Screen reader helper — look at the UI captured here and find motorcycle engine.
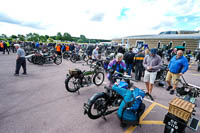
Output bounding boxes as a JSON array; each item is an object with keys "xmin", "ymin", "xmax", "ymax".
[{"xmin": 83, "ymin": 76, "xmax": 92, "ymax": 85}]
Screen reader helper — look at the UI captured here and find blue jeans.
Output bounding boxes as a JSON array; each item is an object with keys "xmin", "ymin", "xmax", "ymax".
[{"xmin": 126, "ymin": 63, "xmax": 133, "ymax": 75}]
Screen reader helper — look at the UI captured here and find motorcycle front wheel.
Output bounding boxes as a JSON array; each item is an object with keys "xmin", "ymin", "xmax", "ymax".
[
  {"xmin": 63, "ymin": 52, "xmax": 70, "ymax": 60},
  {"xmin": 70, "ymin": 55, "xmax": 77, "ymax": 63},
  {"xmin": 37, "ymin": 57, "xmax": 45, "ymax": 65},
  {"xmin": 54, "ymin": 56, "xmax": 62, "ymax": 65},
  {"xmin": 65, "ymin": 76, "xmax": 80, "ymax": 93},
  {"xmin": 27, "ymin": 57, "xmax": 33, "ymax": 63},
  {"xmin": 93, "ymin": 72, "xmax": 104, "ymax": 86},
  {"xmin": 87, "ymin": 94, "xmax": 107, "ymax": 119}
]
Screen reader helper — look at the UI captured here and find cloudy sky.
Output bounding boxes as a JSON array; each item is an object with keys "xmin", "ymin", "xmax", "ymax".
[{"xmin": 0, "ymin": 0, "xmax": 200, "ymax": 39}]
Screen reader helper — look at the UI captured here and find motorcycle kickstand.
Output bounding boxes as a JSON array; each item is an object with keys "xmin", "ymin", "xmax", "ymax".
[
  {"xmin": 76, "ymin": 90, "xmax": 80, "ymax": 95},
  {"xmin": 102, "ymin": 115, "xmax": 107, "ymax": 121}
]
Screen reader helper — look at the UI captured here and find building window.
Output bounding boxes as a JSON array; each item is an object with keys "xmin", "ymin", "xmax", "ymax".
[
  {"xmin": 199, "ymin": 40, "xmax": 200, "ymax": 49},
  {"xmin": 136, "ymin": 40, "xmax": 145, "ymax": 49},
  {"xmin": 157, "ymin": 41, "xmax": 161, "ymax": 48},
  {"xmin": 182, "ymin": 41, "xmax": 186, "ymax": 47},
  {"xmin": 169, "ymin": 41, "xmax": 173, "ymax": 49}
]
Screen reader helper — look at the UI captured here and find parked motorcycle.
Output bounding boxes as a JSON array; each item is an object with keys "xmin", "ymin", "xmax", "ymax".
[
  {"xmin": 83, "ymin": 72, "xmax": 134, "ymax": 120},
  {"xmin": 65, "ymin": 63, "xmax": 105, "ymax": 93},
  {"xmin": 70, "ymin": 51, "xmax": 88, "ymax": 63},
  {"xmin": 155, "ymin": 64, "xmax": 168, "ymax": 87},
  {"xmin": 163, "ymin": 76, "xmax": 200, "ymax": 133},
  {"xmin": 26, "ymin": 49, "xmax": 62, "ymax": 65},
  {"xmin": 63, "ymin": 51, "xmax": 72, "ymax": 60}
]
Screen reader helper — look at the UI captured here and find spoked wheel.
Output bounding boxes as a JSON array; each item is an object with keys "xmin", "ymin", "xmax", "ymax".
[
  {"xmin": 87, "ymin": 59, "xmax": 93, "ymax": 65},
  {"xmin": 87, "ymin": 95, "xmax": 107, "ymax": 119},
  {"xmin": 63, "ymin": 52, "xmax": 70, "ymax": 60},
  {"xmin": 70, "ymin": 55, "xmax": 77, "ymax": 63},
  {"xmin": 83, "ymin": 55, "xmax": 89, "ymax": 62},
  {"xmin": 65, "ymin": 76, "xmax": 80, "ymax": 93},
  {"xmin": 37, "ymin": 57, "xmax": 45, "ymax": 65},
  {"xmin": 54, "ymin": 56, "xmax": 62, "ymax": 65},
  {"xmin": 27, "ymin": 57, "xmax": 33, "ymax": 63},
  {"xmin": 93, "ymin": 72, "xmax": 104, "ymax": 86}
]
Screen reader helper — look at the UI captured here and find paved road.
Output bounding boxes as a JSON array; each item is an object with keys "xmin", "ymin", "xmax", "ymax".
[{"xmin": 0, "ymin": 53, "xmax": 200, "ymax": 133}]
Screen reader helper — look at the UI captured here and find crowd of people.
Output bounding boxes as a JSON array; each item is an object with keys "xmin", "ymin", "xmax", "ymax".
[{"xmin": 1, "ymin": 40, "xmax": 200, "ymax": 101}]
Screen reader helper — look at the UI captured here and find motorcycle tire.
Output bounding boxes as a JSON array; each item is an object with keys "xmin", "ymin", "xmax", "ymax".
[
  {"xmin": 93, "ymin": 72, "xmax": 105, "ymax": 86},
  {"xmin": 32, "ymin": 56, "xmax": 37, "ymax": 64},
  {"xmin": 27, "ymin": 57, "xmax": 33, "ymax": 63},
  {"xmin": 87, "ymin": 94, "xmax": 107, "ymax": 119},
  {"xmin": 65, "ymin": 76, "xmax": 80, "ymax": 93},
  {"xmin": 87, "ymin": 59, "xmax": 93, "ymax": 65},
  {"xmin": 63, "ymin": 52, "xmax": 70, "ymax": 60},
  {"xmin": 70, "ymin": 55, "xmax": 77, "ymax": 63},
  {"xmin": 54, "ymin": 56, "xmax": 62, "ymax": 65},
  {"xmin": 83, "ymin": 55, "xmax": 88, "ymax": 62},
  {"xmin": 37, "ymin": 57, "xmax": 45, "ymax": 65}
]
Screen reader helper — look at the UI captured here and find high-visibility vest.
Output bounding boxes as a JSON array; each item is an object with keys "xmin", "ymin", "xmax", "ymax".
[
  {"xmin": 6, "ymin": 42, "xmax": 10, "ymax": 47},
  {"xmin": 0, "ymin": 43, "xmax": 4, "ymax": 48},
  {"xmin": 65, "ymin": 45, "xmax": 69, "ymax": 51},
  {"xmin": 56, "ymin": 45, "xmax": 61, "ymax": 52}
]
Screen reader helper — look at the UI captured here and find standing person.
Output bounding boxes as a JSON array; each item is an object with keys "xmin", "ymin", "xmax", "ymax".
[
  {"xmin": 65, "ymin": 44, "xmax": 70, "ymax": 52},
  {"xmin": 3, "ymin": 41, "xmax": 9, "ymax": 54},
  {"xmin": 143, "ymin": 48, "xmax": 162, "ymax": 100},
  {"xmin": 92, "ymin": 47, "xmax": 99, "ymax": 61},
  {"xmin": 123, "ymin": 48, "xmax": 135, "ymax": 76},
  {"xmin": 134, "ymin": 50, "xmax": 145, "ymax": 81},
  {"xmin": 166, "ymin": 50, "xmax": 189, "ymax": 95},
  {"xmin": 0, "ymin": 41, "xmax": 4, "ymax": 52},
  {"xmin": 6, "ymin": 41, "xmax": 10, "ymax": 53},
  {"xmin": 14, "ymin": 44, "xmax": 27, "ymax": 76},
  {"xmin": 56, "ymin": 44, "xmax": 61, "ymax": 55}
]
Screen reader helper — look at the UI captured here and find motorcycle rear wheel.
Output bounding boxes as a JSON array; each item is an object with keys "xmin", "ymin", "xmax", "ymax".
[
  {"xmin": 87, "ymin": 94, "xmax": 107, "ymax": 119},
  {"xmin": 65, "ymin": 76, "xmax": 80, "ymax": 93}
]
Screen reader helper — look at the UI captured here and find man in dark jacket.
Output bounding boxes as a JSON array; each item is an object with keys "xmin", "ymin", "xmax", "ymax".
[
  {"xmin": 124, "ymin": 48, "xmax": 135, "ymax": 75},
  {"xmin": 134, "ymin": 50, "xmax": 145, "ymax": 81}
]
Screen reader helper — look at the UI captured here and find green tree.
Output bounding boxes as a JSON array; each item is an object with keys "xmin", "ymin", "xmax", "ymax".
[
  {"xmin": 17, "ymin": 34, "xmax": 25, "ymax": 41},
  {"xmin": 11, "ymin": 35, "xmax": 17, "ymax": 39},
  {"xmin": 90, "ymin": 39, "xmax": 96, "ymax": 43},
  {"xmin": 45, "ymin": 35, "xmax": 49, "ymax": 40},
  {"xmin": 77, "ymin": 39, "xmax": 84, "ymax": 43},
  {"xmin": 56, "ymin": 32, "xmax": 62, "ymax": 41},
  {"xmin": 80, "ymin": 35, "xmax": 86, "ymax": 42},
  {"xmin": 47, "ymin": 38, "xmax": 54, "ymax": 42},
  {"xmin": 63, "ymin": 32, "xmax": 72, "ymax": 41},
  {"xmin": 39, "ymin": 35, "xmax": 47, "ymax": 42}
]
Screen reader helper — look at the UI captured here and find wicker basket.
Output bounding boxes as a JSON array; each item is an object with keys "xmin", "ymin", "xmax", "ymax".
[{"xmin": 168, "ymin": 97, "xmax": 195, "ymax": 121}]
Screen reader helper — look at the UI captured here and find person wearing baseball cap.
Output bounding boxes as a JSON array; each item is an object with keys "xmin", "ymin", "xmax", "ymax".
[{"xmin": 143, "ymin": 48, "xmax": 162, "ymax": 101}]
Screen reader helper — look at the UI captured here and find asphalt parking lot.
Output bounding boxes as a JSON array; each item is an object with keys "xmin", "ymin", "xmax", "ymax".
[{"xmin": 0, "ymin": 53, "xmax": 200, "ymax": 133}]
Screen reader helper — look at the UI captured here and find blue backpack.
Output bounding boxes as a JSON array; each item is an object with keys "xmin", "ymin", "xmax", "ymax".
[{"xmin": 112, "ymin": 84, "xmax": 146, "ymax": 124}]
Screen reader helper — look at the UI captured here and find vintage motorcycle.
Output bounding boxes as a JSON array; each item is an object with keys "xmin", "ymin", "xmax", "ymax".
[
  {"xmin": 155, "ymin": 63, "xmax": 168, "ymax": 87},
  {"xmin": 65, "ymin": 63, "xmax": 105, "ymax": 94},
  {"xmin": 63, "ymin": 51, "xmax": 72, "ymax": 60},
  {"xmin": 26, "ymin": 49, "xmax": 62, "ymax": 65},
  {"xmin": 83, "ymin": 72, "xmax": 135, "ymax": 120},
  {"xmin": 163, "ymin": 76, "xmax": 200, "ymax": 133},
  {"xmin": 70, "ymin": 51, "xmax": 88, "ymax": 63}
]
